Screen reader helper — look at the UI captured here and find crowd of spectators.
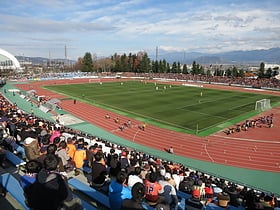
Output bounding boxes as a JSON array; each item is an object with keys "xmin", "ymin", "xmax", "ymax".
[
  {"xmin": 146, "ymin": 73, "xmax": 280, "ymax": 90},
  {"xmin": 224, "ymin": 114, "xmax": 274, "ymax": 135},
  {"xmin": 0, "ymin": 83, "xmax": 279, "ymax": 209},
  {"xmin": 116, "ymin": 72, "xmax": 280, "ymax": 90}
]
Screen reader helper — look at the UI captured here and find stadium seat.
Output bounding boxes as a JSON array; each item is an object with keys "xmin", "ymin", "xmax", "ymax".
[
  {"xmin": 68, "ymin": 177, "xmax": 110, "ymax": 209},
  {"xmin": 5, "ymin": 150, "xmax": 26, "ymax": 172},
  {"xmin": 0, "ymin": 173, "xmax": 29, "ymax": 209}
]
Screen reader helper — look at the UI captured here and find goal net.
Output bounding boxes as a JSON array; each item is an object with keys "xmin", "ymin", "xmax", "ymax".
[{"xmin": 255, "ymin": 99, "xmax": 271, "ymax": 111}]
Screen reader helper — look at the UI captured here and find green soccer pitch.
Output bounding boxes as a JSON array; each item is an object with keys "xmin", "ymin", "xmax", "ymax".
[{"xmin": 44, "ymin": 81, "xmax": 280, "ymax": 136}]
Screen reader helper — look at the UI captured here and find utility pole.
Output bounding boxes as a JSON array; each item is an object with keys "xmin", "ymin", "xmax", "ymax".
[{"xmin": 156, "ymin": 46, "xmax": 158, "ymax": 61}]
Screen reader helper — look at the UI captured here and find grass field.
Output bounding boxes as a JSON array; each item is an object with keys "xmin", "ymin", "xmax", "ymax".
[{"xmin": 44, "ymin": 81, "xmax": 280, "ymax": 135}]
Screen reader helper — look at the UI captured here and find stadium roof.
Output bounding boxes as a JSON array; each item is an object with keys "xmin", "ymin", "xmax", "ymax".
[{"xmin": 0, "ymin": 48, "xmax": 21, "ymax": 70}]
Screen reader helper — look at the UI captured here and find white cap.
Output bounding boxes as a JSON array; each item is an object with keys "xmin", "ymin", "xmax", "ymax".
[
  {"xmin": 25, "ymin": 137, "xmax": 35, "ymax": 144},
  {"xmin": 164, "ymin": 172, "xmax": 171, "ymax": 180}
]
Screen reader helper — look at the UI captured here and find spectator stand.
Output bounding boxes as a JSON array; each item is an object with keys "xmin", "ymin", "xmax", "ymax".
[
  {"xmin": 5, "ymin": 150, "xmax": 26, "ymax": 173},
  {"xmin": 0, "ymin": 173, "xmax": 29, "ymax": 209},
  {"xmin": 68, "ymin": 177, "xmax": 111, "ymax": 209}
]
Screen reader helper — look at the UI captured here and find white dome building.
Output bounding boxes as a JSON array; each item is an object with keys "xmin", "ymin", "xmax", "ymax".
[{"xmin": 0, "ymin": 48, "xmax": 21, "ymax": 72}]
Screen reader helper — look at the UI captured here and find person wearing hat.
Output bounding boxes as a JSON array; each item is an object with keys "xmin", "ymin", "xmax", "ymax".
[
  {"xmin": 119, "ymin": 150, "xmax": 129, "ymax": 170},
  {"xmin": 158, "ymin": 172, "xmax": 179, "ymax": 210},
  {"xmin": 23, "ymin": 137, "xmax": 40, "ymax": 161},
  {"xmin": 185, "ymin": 189, "xmax": 205, "ymax": 210}
]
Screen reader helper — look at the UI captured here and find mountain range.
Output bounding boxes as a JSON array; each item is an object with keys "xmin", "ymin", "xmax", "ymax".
[
  {"xmin": 153, "ymin": 47, "xmax": 280, "ymax": 65},
  {"xmin": 16, "ymin": 47, "xmax": 280, "ymax": 66}
]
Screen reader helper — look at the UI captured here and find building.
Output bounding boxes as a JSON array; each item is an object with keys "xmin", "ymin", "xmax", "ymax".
[{"xmin": 0, "ymin": 48, "xmax": 22, "ymax": 74}]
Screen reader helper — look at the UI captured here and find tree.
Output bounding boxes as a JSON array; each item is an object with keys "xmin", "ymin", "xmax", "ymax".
[
  {"xmin": 225, "ymin": 68, "xmax": 232, "ymax": 77},
  {"xmin": 82, "ymin": 52, "xmax": 93, "ymax": 72},
  {"xmin": 74, "ymin": 57, "xmax": 83, "ymax": 71},
  {"xmin": 171, "ymin": 62, "xmax": 177, "ymax": 73},
  {"xmin": 191, "ymin": 61, "xmax": 197, "ymax": 75},
  {"xmin": 232, "ymin": 66, "xmax": 238, "ymax": 77},
  {"xmin": 182, "ymin": 64, "xmax": 188, "ymax": 74},
  {"xmin": 139, "ymin": 53, "xmax": 151, "ymax": 73},
  {"xmin": 265, "ymin": 68, "xmax": 272, "ymax": 78},
  {"xmin": 159, "ymin": 59, "xmax": 168, "ymax": 73},
  {"xmin": 258, "ymin": 62, "xmax": 265, "ymax": 78}
]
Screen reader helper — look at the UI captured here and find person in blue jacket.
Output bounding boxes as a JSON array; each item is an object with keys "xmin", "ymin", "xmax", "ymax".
[{"xmin": 108, "ymin": 170, "xmax": 132, "ymax": 210}]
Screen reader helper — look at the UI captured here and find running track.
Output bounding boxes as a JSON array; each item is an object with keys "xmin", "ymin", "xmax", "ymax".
[{"xmin": 15, "ymin": 78, "xmax": 280, "ymax": 173}]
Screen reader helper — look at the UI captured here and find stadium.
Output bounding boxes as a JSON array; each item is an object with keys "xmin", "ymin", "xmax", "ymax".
[
  {"xmin": 6, "ymin": 75, "xmax": 280, "ymax": 184},
  {"xmin": 0, "ymin": 49, "xmax": 279, "ymax": 208}
]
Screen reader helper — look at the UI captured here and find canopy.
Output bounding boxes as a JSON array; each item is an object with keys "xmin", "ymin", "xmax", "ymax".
[{"xmin": 46, "ymin": 98, "xmax": 61, "ymax": 105}]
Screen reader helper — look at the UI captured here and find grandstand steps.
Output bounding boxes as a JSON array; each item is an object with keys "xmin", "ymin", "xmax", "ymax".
[{"xmin": 14, "ymin": 83, "xmax": 65, "ymax": 99}]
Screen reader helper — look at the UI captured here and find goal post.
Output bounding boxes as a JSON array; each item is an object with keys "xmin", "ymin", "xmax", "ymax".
[{"xmin": 255, "ymin": 99, "xmax": 271, "ymax": 111}]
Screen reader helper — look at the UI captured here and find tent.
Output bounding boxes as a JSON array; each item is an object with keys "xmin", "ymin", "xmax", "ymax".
[{"xmin": 26, "ymin": 89, "xmax": 37, "ymax": 96}]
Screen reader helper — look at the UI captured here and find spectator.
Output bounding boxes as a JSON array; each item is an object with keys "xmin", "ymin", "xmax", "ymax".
[
  {"xmin": 179, "ymin": 176, "xmax": 194, "ymax": 194},
  {"xmin": 227, "ymin": 184, "xmax": 240, "ymax": 207},
  {"xmin": 109, "ymin": 153, "xmax": 121, "ymax": 178},
  {"xmin": 158, "ymin": 172, "xmax": 179, "ymax": 210},
  {"xmin": 73, "ymin": 143, "xmax": 87, "ymax": 176},
  {"xmin": 23, "ymin": 137, "xmax": 40, "ymax": 160},
  {"xmin": 140, "ymin": 163, "xmax": 151, "ymax": 180},
  {"xmin": 49, "ymin": 126, "xmax": 61, "ymax": 144},
  {"xmin": 24, "ymin": 154, "xmax": 69, "ymax": 210},
  {"xmin": 168, "ymin": 146, "xmax": 174, "ymax": 154},
  {"xmin": 204, "ymin": 180, "xmax": 214, "ymax": 205},
  {"xmin": 108, "ymin": 171, "xmax": 132, "ymax": 210},
  {"xmin": 20, "ymin": 159, "xmax": 42, "ymax": 190},
  {"xmin": 86, "ymin": 145, "xmax": 96, "ymax": 167},
  {"xmin": 144, "ymin": 171, "xmax": 163, "ymax": 207},
  {"xmin": 56, "ymin": 140, "xmax": 72, "ymax": 173},
  {"xmin": 39, "ymin": 135, "xmax": 50, "ymax": 155},
  {"xmin": 127, "ymin": 166, "xmax": 143, "ymax": 188},
  {"xmin": 185, "ymin": 189, "xmax": 205, "ymax": 210},
  {"xmin": 217, "ymin": 192, "xmax": 230, "ymax": 208},
  {"xmin": 119, "ymin": 150, "xmax": 130, "ymax": 171},
  {"xmin": 106, "ymin": 148, "xmax": 116, "ymax": 168},
  {"xmin": 121, "ymin": 182, "xmax": 147, "ymax": 210},
  {"xmin": 18, "ymin": 124, "xmax": 37, "ymax": 141},
  {"xmin": 66, "ymin": 137, "xmax": 76, "ymax": 160},
  {"xmin": 91, "ymin": 151, "xmax": 108, "ymax": 190}
]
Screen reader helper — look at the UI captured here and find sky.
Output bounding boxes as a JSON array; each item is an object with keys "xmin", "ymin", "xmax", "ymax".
[{"xmin": 0, "ymin": 0, "xmax": 280, "ymax": 60}]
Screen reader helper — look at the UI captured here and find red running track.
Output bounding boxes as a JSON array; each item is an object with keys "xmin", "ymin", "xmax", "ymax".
[{"xmin": 15, "ymin": 79, "xmax": 280, "ymax": 173}]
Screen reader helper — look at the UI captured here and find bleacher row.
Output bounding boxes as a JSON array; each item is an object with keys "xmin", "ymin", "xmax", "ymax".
[{"xmin": 0, "ymin": 139, "xmax": 248, "ymax": 210}]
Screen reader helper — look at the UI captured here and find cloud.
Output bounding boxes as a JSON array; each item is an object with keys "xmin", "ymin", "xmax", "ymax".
[{"xmin": 0, "ymin": 0, "xmax": 279, "ymax": 59}]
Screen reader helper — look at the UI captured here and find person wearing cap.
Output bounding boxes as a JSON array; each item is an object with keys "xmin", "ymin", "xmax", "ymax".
[
  {"xmin": 23, "ymin": 137, "xmax": 41, "ymax": 161},
  {"xmin": 158, "ymin": 172, "xmax": 179, "ymax": 210},
  {"xmin": 185, "ymin": 189, "xmax": 205, "ymax": 210},
  {"xmin": 119, "ymin": 150, "xmax": 129, "ymax": 170}
]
